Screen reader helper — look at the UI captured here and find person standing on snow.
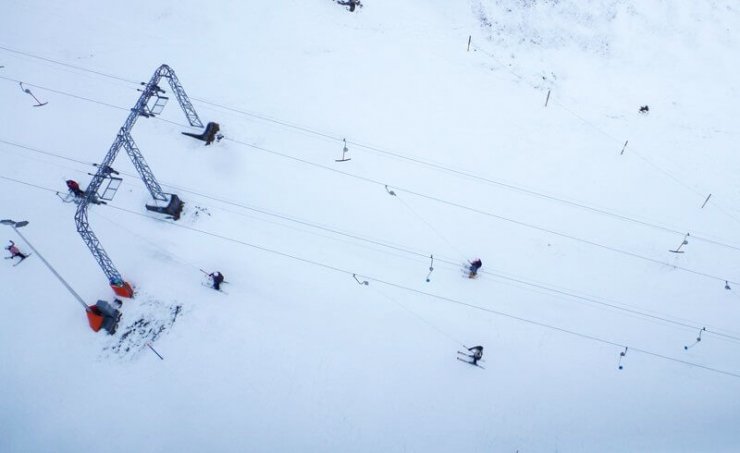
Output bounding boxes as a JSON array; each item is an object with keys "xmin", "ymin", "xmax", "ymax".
[
  {"xmin": 468, "ymin": 258, "xmax": 482, "ymax": 278},
  {"xmin": 209, "ymin": 271, "xmax": 225, "ymax": 291},
  {"xmin": 4, "ymin": 240, "xmax": 28, "ymax": 262}
]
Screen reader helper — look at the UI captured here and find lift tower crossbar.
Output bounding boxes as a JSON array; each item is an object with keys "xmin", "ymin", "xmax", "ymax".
[{"xmin": 75, "ymin": 64, "xmax": 202, "ymax": 297}]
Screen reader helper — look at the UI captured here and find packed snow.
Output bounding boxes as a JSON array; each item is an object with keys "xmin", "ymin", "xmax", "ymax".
[{"xmin": 2, "ymin": 1, "xmax": 739, "ymax": 451}]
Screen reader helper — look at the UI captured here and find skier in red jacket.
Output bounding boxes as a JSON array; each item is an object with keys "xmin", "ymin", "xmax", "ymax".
[
  {"xmin": 66, "ymin": 180, "xmax": 85, "ymax": 197},
  {"xmin": 4, "ymin": 240, "xmax": 28, "ymax": 262}
]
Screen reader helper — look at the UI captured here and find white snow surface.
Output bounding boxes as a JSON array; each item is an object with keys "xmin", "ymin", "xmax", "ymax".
[{"xmin": 2, "ymin": 1, "xmax": 740, "ymax": 451}]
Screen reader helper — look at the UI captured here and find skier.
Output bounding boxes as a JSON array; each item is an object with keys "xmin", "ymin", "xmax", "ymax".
[
  {"xmin": 4, "ymin": 240, "xmax": 28, "ymax": 262},
  {"xmin": 468, "ymin": 346, "xmax": 483, "ymax": 365},
  {"xmin": 66, "ymin": 180, "xmax": 85, "ymax": 197},
  {"xmin": 204, "ymin": 122, "xmax": 220, "ymax": 146},
  {"xmin": 457, "ymin": 345, "xmax": 484, "ymax": 367},
  {"xmin": 209, "ymin": 271, "xmax": 225, "ymax": 291},
  {"xmin": 468, "ymin": 258, "xmax": 482, "ymax": 278},
  {"xmin": 467, "ymin": 345, "xmax": 484, "ymax": 365},
  {"xmin": 62, "ymin": 179, "xmax": 105, "ymax": 205},
  {"xmin": 182, "ymin": 122, "xmax": 222, "ymax": 145},
  {"xmin": 336, "ymin": 0, "xmax": 361, "ymax": 12}
]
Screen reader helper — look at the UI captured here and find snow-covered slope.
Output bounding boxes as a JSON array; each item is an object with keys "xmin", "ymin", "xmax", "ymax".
[{"xmin": 2, "ymin": 1, "xmax": 739, "ymax": 451}]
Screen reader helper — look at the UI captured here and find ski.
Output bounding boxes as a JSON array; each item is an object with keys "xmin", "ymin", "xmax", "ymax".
[
  {"xmin": 461, "ymin": 263, "xmax": 478, "ymax": 279},
  {"xmin": 457, "ymin": 351, "xmax": 485, "ymax": 362},
  {"xmin": 457, "ymin": 357, "xmax": 484, "ymax": 369},
  {"xmin": 201, "ymin": 281, "xmax": 228, "ymax": 294},
  {"xmin": 8, "ymin": 253, "xmax": 32, "ymax": 266}
]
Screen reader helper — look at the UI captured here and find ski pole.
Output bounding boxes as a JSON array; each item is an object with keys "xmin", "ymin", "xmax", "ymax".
[{"xmin": 147, "ymin": 343, "xmax": 164, "ymax": 360}]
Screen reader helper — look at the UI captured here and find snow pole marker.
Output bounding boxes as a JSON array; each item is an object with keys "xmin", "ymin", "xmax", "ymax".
[
  {"xmin": 684, "ymin": 327, "xmax": 706, "ymax": 350},
  {"xmin": 425, "ymin": 254, "xmax": 434, "ymax": 282},
  {"xmin": 353, "ymin": 273, "xmax": 369, "ymax": 286},
  {"xmin": 620, "ymin": 140, "xmax": 629, "ymax": 155},
  {"xmin": 147, "ymin": 343, "xmax": 164, "ymax": 360},
  {"xmin": 701, "ymin": 193, "xmax": 712, "ymax": 209},
  {"xmin": 467, "ymin": 35, "xmax": 471, "ymax": 52},
  {"xmin": 725, "ymin": 280, "xmax": 731, "ymax": 290},
  {"xmin": 618, "ymin": 347, "xmax": 628, "ymax": 370},
  {"xmin": 669, "ymin": 233, "xmax": 690, "ymax": 254},
  {"xmin": 544, "ymin": 89, "xmax": 551, "ymax": 107}
]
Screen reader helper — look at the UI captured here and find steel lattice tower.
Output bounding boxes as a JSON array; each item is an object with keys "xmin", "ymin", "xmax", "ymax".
[{"xmin": 76, "ymin": 64, "xmax": 203, "ymax": 297}]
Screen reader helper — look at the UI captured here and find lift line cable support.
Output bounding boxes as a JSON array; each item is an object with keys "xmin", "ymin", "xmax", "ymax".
[{"xmin": 75, "ymin": 64, "xmax": 202, "ymax": 296}]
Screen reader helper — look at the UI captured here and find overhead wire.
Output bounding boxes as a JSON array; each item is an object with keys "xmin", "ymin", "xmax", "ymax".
[
  {"xmin": 4, "ymin": 49, "xmax": 740, "ymax": 252},
  {"xmin": 0, "ymin": 75, "xmax": 130, "ymax": 113},
  {"xmin": 2, "ymin": 31, "xmax": 740, "ymax": 383},
  {"xmin": 4, "ymin": 140, "xmax": 740, "ymax": 344},
  {"xmin": 372, "ymin": 285, "xmax": 468, "ymax": 348},
  {"xmin": 94, "ymin": 202, "xmax": 740, "ymax": 380},
  {"xmin": 227, "ymin": 136, "xmax": 740, "ymax": 287},
  {"xmin": 0, "ymin": 174, "xmax": 59, "ymax": 194},
  {"xmin": 3, "ymin": 170, "xmax": 740, "ymax": 378},
  {"xmin": 0, "ymin": 44, "xmax": 139, "ymax": 85},
  {"xmin": 194, "ymin": 93, "xmax": 740, "ymax": 248},
  {"xmin": 392, "ymin": 190, "xmax": 468, "ymax": 260},
  {"xmin": 3, "ymin": 44, "xmax": 740, "ymax": 251},
  {"xmin": 93, "ymin": 209, "xmax": 204, "ymax": 274},
  {"xmin": 0, "ymin": 138, "xmax": 92, "ymax": 166},
  {"xmin": 3, "ymin": 51, "xmax": 740, "ymax": 351},
  {"xmin": 5, "ymin": 77, "xmax": 740, "ymax": 262},
  {"xmin": 469, "ymin": 42, "xmax": 740, "ymax": 225},
  {"xmin": 95, "ymin": 181, "xmax": 470, "ymax": 350}
]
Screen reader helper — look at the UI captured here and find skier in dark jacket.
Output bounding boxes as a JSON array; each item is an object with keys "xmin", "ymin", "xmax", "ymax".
[
  {"xmin": 204, "ymin": 122, "xmax": 220, "ymax": 146},
  {"xmin": 337, "ymin": 0, "xmax": 361, "ymax": 12},
  {"xmin": 210, "ymin": 271, "xmax": 225, "ymax": 291},
  {"xmin": 4, "ymin": 240, "xmax": 28, "ymax": 262},
  {"xmin": 469, "ymin": 258, "xmax": 482, "ymax": 278},
  {"xmin": 468, "ymin": 345, "xmax": 484, "ymax": 365}
]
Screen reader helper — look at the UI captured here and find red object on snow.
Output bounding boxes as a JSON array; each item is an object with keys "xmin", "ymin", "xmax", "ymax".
[
  {"xmin": 111, "ymin": 281, "xmax": 135, "ymax": 298},
  {"xmin": 86, "ymin": 306, "xmax": 104, "ymax": 332}
]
